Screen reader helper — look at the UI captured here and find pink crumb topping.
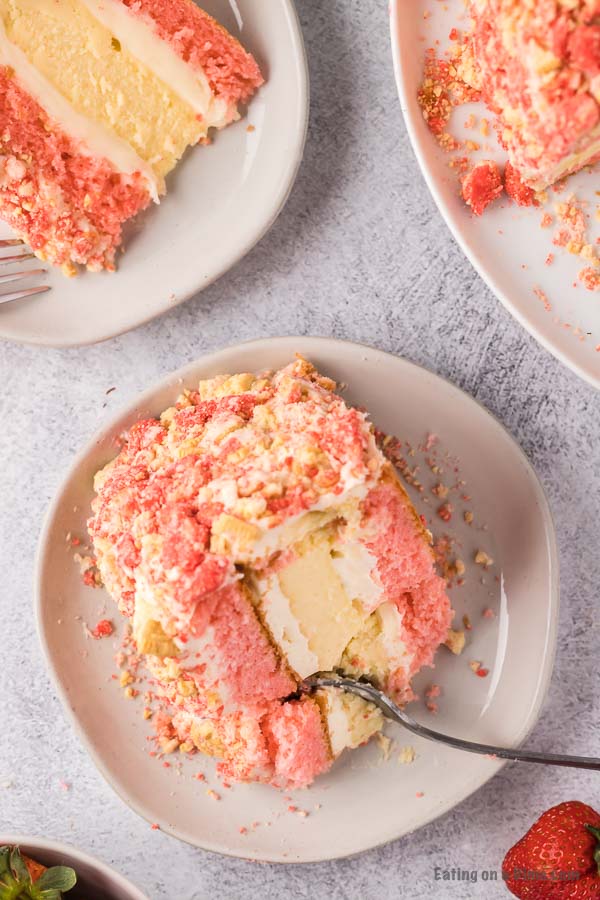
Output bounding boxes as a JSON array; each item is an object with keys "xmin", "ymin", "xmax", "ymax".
[
  {"xmin": 461, "ymin": 161, "xmax": 504, "ymax": 216},
  {"xmin": 120, "ymin": 0, "xmax": 263, "ymax": 105},
  {"xmin": 0, "ymin": 68, "xmax": 151, "ymax": 272}
]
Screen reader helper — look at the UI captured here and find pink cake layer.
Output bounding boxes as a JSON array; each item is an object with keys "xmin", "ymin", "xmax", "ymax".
[
  {"xmin": 172, "ymin": 697, "xmax": 332, "ymax": 787},
  {"xmin": 159, "ymin": 583, "xmax": 296, "ymax": 717},
  {"xmin": 262, "ymin": 698, "xmax": 332, "ymax": 788},
  {"xmin": 0, "ymin": 68, "xmax": 151, "ymax": 272},
  {"xmin": 356, "ymin": 471, "xmax": 452, "ymax": 701},
  {"xmin": 468, "ymin": 0, "xmax": 600, "ymax": 188},
  {"xmin": 121, "ymin": 0, "xmax": 264, "ymax": 105}
]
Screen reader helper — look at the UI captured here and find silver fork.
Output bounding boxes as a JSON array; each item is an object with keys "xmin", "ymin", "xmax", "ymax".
[
  {"xmin": 304, "ymin": 675, "xmax": 600, "ymax": 771},
  {"xmin": 0, "ymin": 239, "xmax": 50, "ymax": 305}
]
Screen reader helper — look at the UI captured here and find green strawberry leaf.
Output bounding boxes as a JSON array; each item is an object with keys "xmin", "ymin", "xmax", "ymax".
[
  {"xmin": 35, "ymin": 868, "xmax": 77, "ymax": 893},
  {"xmin": 9, "ymin": 849, "xmax": 31, "ymax": 886},
  {"xmin": 585, "ymin": 825, "xmax": 600, "ymax": 876},
  {"xmin": 0, "ymin": 847, "xmax": 76, "ymax": 899},
  {"xmin": 0, "ymin": 846, "xmax": 30, "ymax": 899}
]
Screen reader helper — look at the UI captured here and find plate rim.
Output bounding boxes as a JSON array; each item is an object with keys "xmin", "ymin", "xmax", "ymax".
[
  {"xmin": 389, "ymin": 0, "xmax": 600, "ymax": 391},
  {"xmin": 34, "ymin": 335, "xmax": 560, "ymax": 862},
  {"xmin": 0, "ymin": 0, "xmax": 309, "ymax": 349}
]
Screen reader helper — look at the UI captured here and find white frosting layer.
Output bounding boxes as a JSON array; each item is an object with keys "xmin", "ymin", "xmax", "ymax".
[
  {"xmin": 377, "ymin": 602, "xmax": 411, "ymax": 675},
  {"xmin": 256, "ymin": 537, "xmax": 382, "ymax": 680},
  {"xmin": 319, "ymin": 688, "xmax": 383, "ymax": 757},
  {"xmin": 249, "ymin": 482, "xmax": 369, "ymax": 565},
  {"xmin": 80, "ymin": 0, "xmax": 231, "ymax": 128},
  {"xmin": 330, "ymin": 540, "xmax": 383, "ymax": 613},
  {"xmin": 0, "ymin": 18, "xmax": 160, "ymax": 199},
  {"xmin": 323, "ymin": 690, "xmax": 354, "ymax": 757},
  {"xmin": 255, "ymin": 573, "xmax": 319, "ymax": 679}
]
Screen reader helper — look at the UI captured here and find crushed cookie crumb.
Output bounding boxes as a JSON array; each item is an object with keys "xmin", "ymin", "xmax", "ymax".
[
  {"xmin": 377, "ymin": 733, "xmax": 393, "ymax": 761},
  {"xmin": 437, "ymin": 502, "xmax": 453, "ymax": 522},
  {"xmin": 445, "ymin": 628, "xmax": 466, "ymax": 655},
  {"xmin": 474, "ymin": 549, "xmax": 493, "ymax": 567},
  {"xmin": 398, "ymin": 746, "xmax": 416, "ymax": 765}
]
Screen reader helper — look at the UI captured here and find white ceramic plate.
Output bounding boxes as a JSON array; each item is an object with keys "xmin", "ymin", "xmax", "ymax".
[
  {"xmin": 0, "ymin": 835, "xmax": 147, "ymax": 899},
  {"xmin": 391, "ymin": 1, "xmax": 600, "ymax": 389},
  {"xmin": 0, "ymin": 1, "xmax": 308, "ymax": 347},
  {"xmin": 35, "ymin": 337, "xmax": 559, "ymax": 862}
]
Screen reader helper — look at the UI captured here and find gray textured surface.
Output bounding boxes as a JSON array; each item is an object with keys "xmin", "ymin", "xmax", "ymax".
[{"xmin": 0, "ymin": 1, "xmax": 599, "ymax": 898}]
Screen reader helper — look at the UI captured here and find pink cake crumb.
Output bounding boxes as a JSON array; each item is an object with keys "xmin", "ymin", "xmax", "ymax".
[
  {"xmin": 461, "ymin": 161, "xmax": 504, "ymax": 216},
  {"xmin": 91, "ymin": 619, "xmax": 114, "ymax": 639},
  {"xmin": 579, "ymin": 266, "xmax": 600, "ymax": 290},
  {"xmin": 504, "ymin": 161, "xmax": 538, "ymax": 208}
]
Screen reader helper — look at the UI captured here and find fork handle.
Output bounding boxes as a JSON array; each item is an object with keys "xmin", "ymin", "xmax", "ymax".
[
  {"xmin": 308, "ymin": 677, "xmax": 600, "ymax": 772},
  {"xmin": 393, "ymin": 715, "xmax": 600, "ymax": 771}
]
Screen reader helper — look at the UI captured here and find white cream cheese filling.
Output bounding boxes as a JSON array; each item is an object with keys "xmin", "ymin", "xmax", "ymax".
[{"xmin": 80, "ymin": 0, "xmax": 231, "ymax": 128}]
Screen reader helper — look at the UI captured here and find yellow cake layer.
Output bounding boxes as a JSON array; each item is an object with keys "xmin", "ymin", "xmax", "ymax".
[{"xmin": 0, "ymin": 0, "xmax": 203, "ymax": 179}]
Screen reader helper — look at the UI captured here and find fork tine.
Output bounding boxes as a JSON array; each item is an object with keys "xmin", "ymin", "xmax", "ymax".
[
  {"xmin": 0, "ymin": 239, "xmax": 24, "ymax": 248},
  {"xmin": 0, "ymin": 252, "xmax": 36, "ymax": 265},
  {"xmin": 0, "ymin": 284, "xmax": 50, "ymax": 305},
  {"xmin": 0, "ymin": 267, "xmax": 46, "ymax": 285}
]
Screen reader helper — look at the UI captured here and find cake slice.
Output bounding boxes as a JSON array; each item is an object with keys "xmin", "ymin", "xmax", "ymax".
[
  {"xmin": 0, "ymin": 0, "xmax": 262, "ymax": 273},
  {"xmin": 466, "ymin": 0, "xmax": 600, "ymax": 189},
  {"xmin": 89, "ymin": 358, "xmax": 452, "ymax": 788}
]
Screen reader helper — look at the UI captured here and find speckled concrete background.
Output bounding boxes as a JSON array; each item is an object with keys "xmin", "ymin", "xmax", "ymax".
[{"xmin": 0, "ymin": 1, "xmax": 599, "ymax": 898}]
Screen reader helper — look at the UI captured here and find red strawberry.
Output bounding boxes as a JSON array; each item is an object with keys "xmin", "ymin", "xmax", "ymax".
[{"xmin": 502, "ymin": 801, "xmax": 600, "ymax": 898}]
